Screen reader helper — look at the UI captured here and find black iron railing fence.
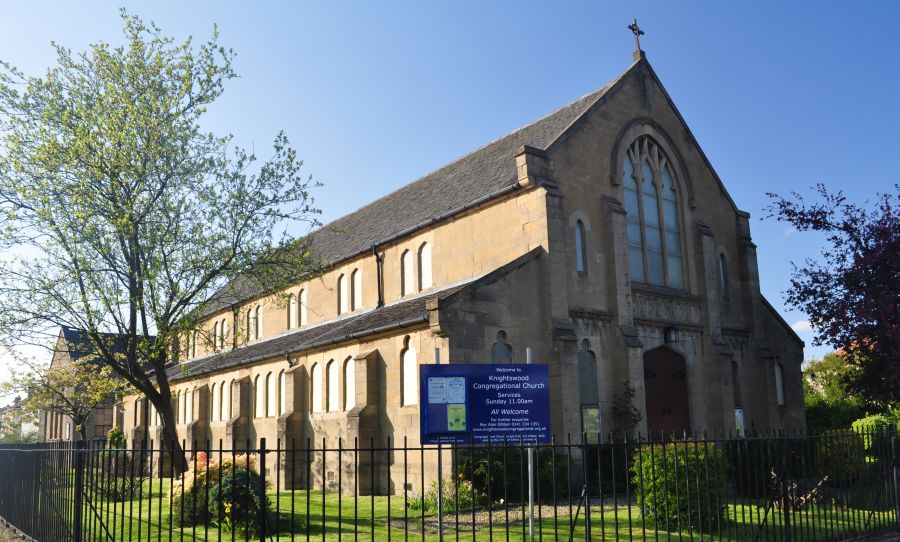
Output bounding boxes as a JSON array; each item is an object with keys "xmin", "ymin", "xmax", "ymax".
[{"xmin": 0, "ymin": 430, "xmax": 897, "ymax": 541}]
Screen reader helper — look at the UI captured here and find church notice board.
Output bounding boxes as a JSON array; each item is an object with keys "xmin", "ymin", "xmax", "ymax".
[{"xmin": 419, "ymin": 363, "xmax": 551, "ymax": 445}]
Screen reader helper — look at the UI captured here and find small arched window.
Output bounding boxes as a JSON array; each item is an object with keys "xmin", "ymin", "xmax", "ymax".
[
  {"xmin": 311, "ymin": 363, "xmax": 322, "ymax": 413},
  {"xmin": 288, "ymin": 294, "xmax": 298, "ymax": 328},
  {"xmin": 491, "ymin": 331, "xmax": 513, "ymax": 363},
  {"xmin": 344, "ymin": 357, "xmax": 355, "ymax": 411},
  {"xmin": 185, "ymin": 389, "xmax": 193, "ymax": 422},
  {"xmin": 210, "ymin": 383, "xmax": 219, "ymax": 422},
  {"xmin": 575, "ymin": 220, "xmax": 587, "ymax": 273},
  {"xmin": 254, "ymin": 375, "xmax": 264, "ymax": 418},
  {"xmin": 623, "ymin": 136, "xmax": 684, "ymax": 288},
  {"xmin": 719, "ymin": 253, "xmax": 729, "ymax": 301},
  {"xmin": 299, "ymin": 289, "xmax": 308, "ymax": 326},
  {"xmin": 326, "ymin": 360, "xmax": 339, "ymax": 412},
  {"xmin": 418, "ymin": 242, "xmax": 432, "ymax": 291},
  {"xmin": 177, "ymin": 390, "xmax": 184, "ymax": 424},
  {"xmin": 266, "ymin": 372, "xmax": 277, "ymax": 417},
  {"xmin": 255, "ymin": 306, "xmax": 263, "ymax": 339},
  {"xmin": 279, "ymin": 370, "xmax": 287, "ymax": 416},
  {"xmin": 337, "ymin": 274, "xmax": 348, "ymax": 315},
  {"xmin": 222, "ymin": 381, "xmax": 231, "ymax": 421},
  {"xmin": 401, "ymin": 337, "xmax": 418, "ymax": 406},
  {"xmin": 577, "ymin": 340, "xmax": 598, "ymax": 404},
  {"xmin": 401, "ymin": 250, "xmax": 414, "ymax": 296},
  {"xmin": 351, "ymin": 269, "xmax": 362, "ymax": 311}
]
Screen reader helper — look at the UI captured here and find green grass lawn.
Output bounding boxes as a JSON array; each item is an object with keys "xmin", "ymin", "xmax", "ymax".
[{"xmin": 74, "ymin": 478, "xmax": 897, "ymax": 542}]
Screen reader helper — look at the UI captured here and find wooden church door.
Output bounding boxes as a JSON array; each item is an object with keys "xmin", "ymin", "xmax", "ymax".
[{"xmin": 643, "ymin": 347, "xmax": 690, "ymax": 439}]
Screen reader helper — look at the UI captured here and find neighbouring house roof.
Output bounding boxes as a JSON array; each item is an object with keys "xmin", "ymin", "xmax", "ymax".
[
  {"xmin": 55, "ymin": 326, "xmax": 156, "ymax": 370},
  {"xmin": 200, "ymin": 66, "xmax": 633, "ymax": 317}
]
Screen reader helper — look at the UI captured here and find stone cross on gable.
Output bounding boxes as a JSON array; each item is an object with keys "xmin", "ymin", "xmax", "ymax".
[{"xmin": 628, "ymin": 18, "xmax": 646, "ymax": 60}]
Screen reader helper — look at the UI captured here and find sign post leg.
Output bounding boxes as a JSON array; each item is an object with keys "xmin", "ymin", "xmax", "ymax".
[
  {"xmin": 527, "ymin": 346, "xmax": 535, "ymax": 542},
  {"xmin": 435, "ymin": 347, "xmax": 444, "ymax": 542}
]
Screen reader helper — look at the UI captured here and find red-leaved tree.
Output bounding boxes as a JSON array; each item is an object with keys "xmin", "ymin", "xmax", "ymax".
[{"xmin": 767, "ymin": 184, "xmax": 898, "ymax": 406}]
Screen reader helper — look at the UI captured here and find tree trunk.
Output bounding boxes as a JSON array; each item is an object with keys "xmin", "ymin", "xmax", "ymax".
[{"xmin": 154, "ymin": 395, "xmax": 187, "ymax": 474}]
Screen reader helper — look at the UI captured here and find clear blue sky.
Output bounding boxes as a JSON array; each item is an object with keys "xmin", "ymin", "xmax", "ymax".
[{"xmin": 1, "ymin": 1, "xmax": 897, "ymax": 399}]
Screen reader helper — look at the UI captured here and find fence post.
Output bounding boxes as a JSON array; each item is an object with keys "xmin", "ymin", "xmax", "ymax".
[
  {"xmin": 73, "ymin": 440, "xmax": 85, "ymax": 542},
  {"xmin": 893, "ymin": 433, "xmax": 899, "ymax": 532},
  {"xmin": 259, "ymin": 438, "xmax": 267, "ymax": 542},
  {"xmin": 781, "ymin": 440, "xmax": 792, "ymax": 542}
]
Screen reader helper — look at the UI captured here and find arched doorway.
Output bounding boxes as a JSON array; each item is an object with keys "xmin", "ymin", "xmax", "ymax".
[{"xmin": 643, "ymin": 346, "xmax": 690, "ymax": 439}]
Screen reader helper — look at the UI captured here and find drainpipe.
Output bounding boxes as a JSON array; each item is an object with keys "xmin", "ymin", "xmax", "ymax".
[{"xmin": 373, "ymin": 244, "xmax": 385, "ymax": 308}]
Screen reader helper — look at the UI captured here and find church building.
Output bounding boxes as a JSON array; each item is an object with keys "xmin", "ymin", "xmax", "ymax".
[{"xmin": 120, "ymin": 50, "xmax": 805, "ymax": 488}]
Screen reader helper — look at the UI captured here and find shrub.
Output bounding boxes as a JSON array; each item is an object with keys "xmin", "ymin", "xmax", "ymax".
[
  {"xmin": 208, "ymin": 468, "xmax": 270, "ymax": 535},
  {"xmin": 815, "ymin": 430, "xmax": 865, "ymax": 486},
  {"xmin": 631, "ymin": 440, "xmax": 729, "ymax": 533},
  {"xmin": 107, "ymin": 427, "xmax": 127, "ymax": 448},
  {"xmin": 407, "ymin": 472, "xmax": 481, "ymax": 513},
  {"xmin": 455, "ymin": 446, "xmax": 569, "ymax": 506},
  {"xmin": 171, "ymin": 453, "xmax": 259, "ymax": 528},
  {"xmin": 850, "ymin": 414, "xmax": 897, "ymax": 457}
]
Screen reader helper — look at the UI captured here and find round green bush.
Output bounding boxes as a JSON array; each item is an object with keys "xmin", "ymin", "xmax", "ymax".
[
  {"xmin": 208, "ymin": 469, "xmax": 270, "ymax": 534},
  {"xmin": 631, "ymin": 440, "xmax": 729, "ymax": 533}
]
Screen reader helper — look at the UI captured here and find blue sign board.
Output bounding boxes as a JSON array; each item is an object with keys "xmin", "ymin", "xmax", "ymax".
[{"xmin": 420, "ymin": 363, "xmax": 551, "ymax": 444}]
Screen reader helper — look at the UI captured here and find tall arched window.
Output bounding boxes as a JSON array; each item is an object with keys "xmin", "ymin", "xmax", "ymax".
[
  {"xmin": 577, "ymin": 340, "xmax": 598, "ymax": 405},
  {"xmin": 266, "ymin": 372, "xmax": 276, "ymax": 417},
  {"xmin": 299, "ymin": 289, "xmax": 308, "ymax": 326},
  {"xmin": 279, "ymin": 370, "xmax": 287, "ymax": 415},
  {"xmin": 401, "ymin": 250, "xmax": 414, "ymax": 296},
  {"xmin": 418, "ymin": 242, "xmax": 432, "ymax": 291},
  {"xmin": 719, "ymin": 253, "xmax": 729, "ymax": 301},
  {"xmin": 623, "ymin": 137, "xmax": 684, "ymax": 288},
  {"xmin": 731, "ymin": 361, "xmax": 742, "ymax": 408},
  {"xmin": 255, "ymin": 306, "xmax": 263, "ymax": 339},
  {"xmin": 774, "ymin": 363, "xmax": 785, "ymax": 406},
  {"xmin": 575, "ymin": 220, "xmax": 587, "ymax": 273},
  {"xmin": 177, "ymin": 391, "xmax": 184, "ymax": 424},
  {"xmin": 254, "ymin": 375, "xmax": 264, "ymax": 418},
  {"xmin": 401, "ymin": 337, "xmax": 418, "ymax": 406},
  {"xmin": 326, "ymin": 360, "xmax": 339, "ymax": 412},
  {"xmin": 311, "ymin": 363, "xmax": 322, "ymax": 413},
  {"xmin": 213, "ymin": 321, "xmax": 220, "ymax": 351},
  {"xmin": 344, "ymin": 357, "xmax": 355, "ymax": 411},
  {"xmin": 351, "ymin": 269, "xmax": 362, "ymax": 311},
  {"xmin": 337, "ymin": 274, "xmax": 348, "ymax": 315},
  {"xmin": 211, "ymin": 383, "xmax": 219, "ymax": 422},
  {"xmin": 246, "ymin": 308, "xmax": 253, "ymax": 342},
  {"xmin": 288, "ymin": 294, "xmax": 298, "ymax": 328},
  {"xmin": 221, "ymin": 319, "xmax": 229, "ymax": 350},
  {"xmin": 191, "ymin": 331, "xmax": 197, "ymax": 358}
]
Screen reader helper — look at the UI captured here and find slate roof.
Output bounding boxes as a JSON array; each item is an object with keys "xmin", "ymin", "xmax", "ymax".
[
  {"xmin": 58, "ymin": 326, "xmax": 130, "ymax": 364},
  {"xmin": 171, "ymin": 283, "xmax": 469, "ymax": 382},
  {"xmin": 201, "ymin": 71, "xmax": 627, "ymax": 316}
]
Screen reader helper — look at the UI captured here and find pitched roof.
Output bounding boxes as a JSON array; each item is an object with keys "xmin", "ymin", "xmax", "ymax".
[
  {"xmin": 57, "ymin": 326, "xmax": 130, "ymax": 364},
  {"xmin": 172, "ymin": 282, "xmax": 468, "ymax": 382},
  {"xmin": 201, "ymin": 67, "xmax": 631, "ymax": 316}
]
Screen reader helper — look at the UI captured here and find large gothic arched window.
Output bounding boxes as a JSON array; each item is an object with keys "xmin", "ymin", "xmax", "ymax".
[{"xmin": 623, "ymin": 137, "xmax": 684, "ymax": 288}]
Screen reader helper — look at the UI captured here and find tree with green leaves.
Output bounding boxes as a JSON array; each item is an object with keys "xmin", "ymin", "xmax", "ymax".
[
  {"xmin": 1, "ymin": 355, "xmax": 131, "ymax": 441},
  {"xmin": 0, "ymin": 10, "xmax": 320, "ymax": 464},
  {"xmin": 802, "ymin": 352, "xmax": 867, "ymax": 434}
]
